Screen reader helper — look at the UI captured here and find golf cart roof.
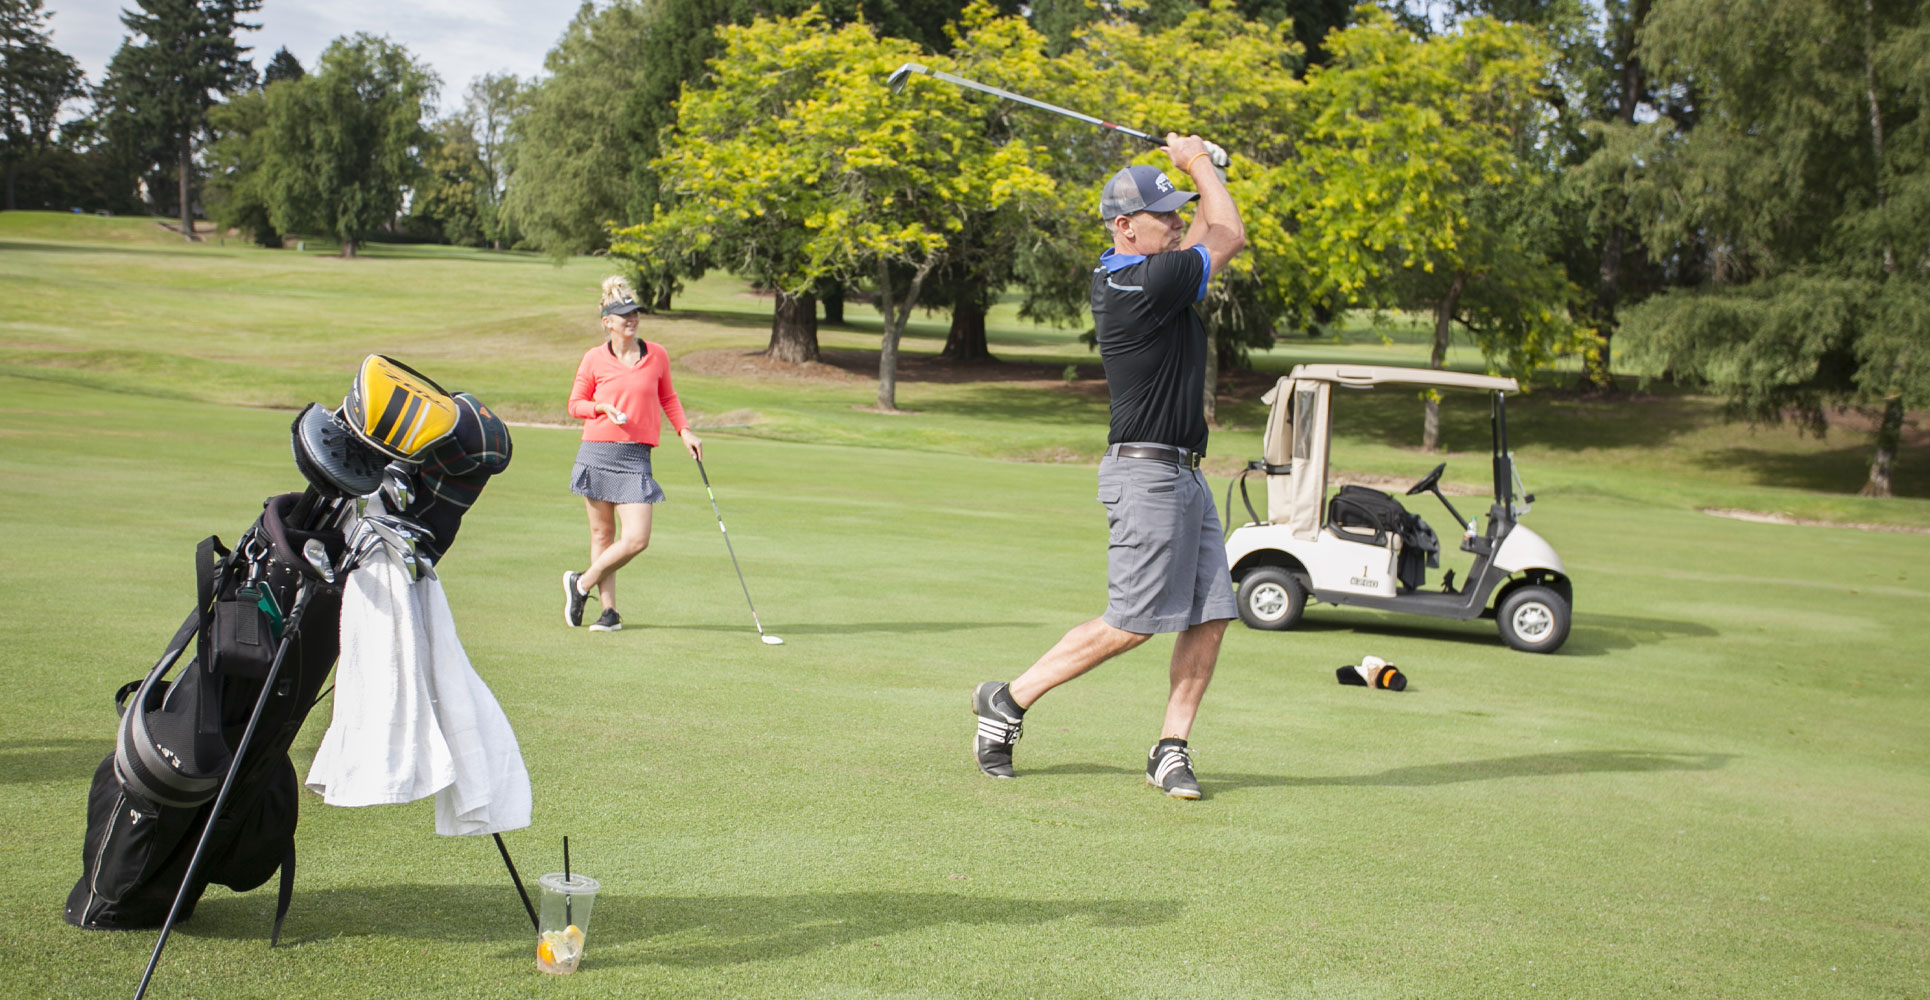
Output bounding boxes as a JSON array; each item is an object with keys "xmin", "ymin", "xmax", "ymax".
[{"xmin": 1286, "ymin": 364, "xmax": 1518, "ymax": 393}]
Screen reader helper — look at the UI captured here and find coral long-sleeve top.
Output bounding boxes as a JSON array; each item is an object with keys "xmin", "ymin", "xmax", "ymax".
[{"xmin": 567, "ymin": 340, "xmax": 690, "ymax": 445}]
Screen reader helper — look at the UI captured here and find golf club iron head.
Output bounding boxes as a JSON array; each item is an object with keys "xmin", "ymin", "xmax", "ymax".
[
  {"xmin": 302, "ymin": 537, "xmax": 337, "ymax": 584},
  {"xmin": 347, "ymin": 514, "xmax": 436, "ymax": 582},
  {"xmin": 885, "ymin": 62, "xmax": 926, "ymax": 94},
  {"xmin": 380, "ymin": 465, "xmax": 415, "ymax": 512}
]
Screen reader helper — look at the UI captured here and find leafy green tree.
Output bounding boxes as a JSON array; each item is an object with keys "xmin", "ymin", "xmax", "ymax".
[
  {"xmin": 260, "ymin": 34, "xmax": 436, "ymax": 257},
  {"xmin": 499, "ymin": 0, "xmax": 651, "ymax": 258},
  {"xmin": 1598, "ymin": 0, "xmax": 1930, "ymax": 495},
  {"xmin": 1, "ymin": 0, "xmax": 85, "ymax": 210},
  {"xmin": 203, "ymin": 84, "xmax": 277, "ymax": 244},
  {"xmin": 1030, "ymin": 0, "xmax": 1352, "ymax": 63},
  {"xmin": 614, "ymin": 7, "xmax": 1054, "ymax": 408},
  {"xmin": 1305, "ymin": 11, "xmax": 1589, "ymax": 449},
  {"xmin": 462, "ymin": 72, "xmax": 520, "ymax": 248},
  {"xmin": 620, "ymin": 0, "xmax": 1021, "ymax": 241},
  {"xmin": 100, "ymin": 0, "xmax": 261, "ymax": 239},
  {"xmin": 406, "ymin": 117, "xmax": 492, "ymax": 246}
]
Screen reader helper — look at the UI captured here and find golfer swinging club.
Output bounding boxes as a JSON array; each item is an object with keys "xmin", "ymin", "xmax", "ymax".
[{"xmin": 974, "ymin": 134, "xmax": 1245, "ymax": 799}]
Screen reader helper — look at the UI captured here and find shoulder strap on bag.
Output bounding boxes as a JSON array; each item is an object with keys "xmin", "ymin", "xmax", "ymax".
[
  {"xmin": 194, "ymin": 535, "xmax": 232, "ymax": 671},
  {"xmin": 113, "ymin": 536, "xmax": 230, "ymax": 716}
]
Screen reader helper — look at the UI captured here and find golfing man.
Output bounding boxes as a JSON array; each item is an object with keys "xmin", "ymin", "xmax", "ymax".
[{"xmin": 974, "ymin": 134, "xmax": 1245, "ymax": 799}]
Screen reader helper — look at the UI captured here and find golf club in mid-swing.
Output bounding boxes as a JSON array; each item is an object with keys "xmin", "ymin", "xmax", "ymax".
[
  {"xmin": 694, "ymin": 458, "xmax": 783, "ymax": 645},
  {"xmin": 886, "ymin": 62, "xmax": 1166, "ymax": 147}
]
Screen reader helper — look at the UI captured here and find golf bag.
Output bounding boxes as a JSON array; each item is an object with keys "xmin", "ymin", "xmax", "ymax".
[
  {"xmin": 66, "ymin": 354, "xmax": 514, "ymax": 950},
  {"xmin": 1328, "ymin": 484, "xmax": 1439, "ymax": 591},
  {"xmin": 66, "ymin": 491, "xmax": 345, "ymax": 937}
]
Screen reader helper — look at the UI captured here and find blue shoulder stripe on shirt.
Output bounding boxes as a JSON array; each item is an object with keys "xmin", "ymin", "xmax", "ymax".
[{"xmin": 1094, "ymin": 246, "xmax": 1212, "ymax": 302}]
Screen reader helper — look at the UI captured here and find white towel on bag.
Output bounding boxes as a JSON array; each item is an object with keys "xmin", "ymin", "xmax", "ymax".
[{"xmin": 304, "ymin": 541, "xmax": 531, "ymax": 836}]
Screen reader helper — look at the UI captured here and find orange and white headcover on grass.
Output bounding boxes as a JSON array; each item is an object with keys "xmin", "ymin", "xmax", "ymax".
[{"xmin": 343, "ymin": 354, "xmax": 459, "ymax": 461}]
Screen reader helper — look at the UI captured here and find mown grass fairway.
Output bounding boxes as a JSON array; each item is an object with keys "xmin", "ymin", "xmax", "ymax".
[{"xmin": 2, "ymin": 214, "xmax": 1927, "ymax": 998}]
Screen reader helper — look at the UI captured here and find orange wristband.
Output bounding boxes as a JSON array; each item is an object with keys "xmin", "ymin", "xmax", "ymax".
[{"xmin": 1186, "ymin": 151, "xmax": 1211, "ymax": 173}]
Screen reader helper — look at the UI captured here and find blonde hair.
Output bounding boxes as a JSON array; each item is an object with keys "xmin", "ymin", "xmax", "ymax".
[{"xmin": 600, "ymin": 275, "xmax": 638, "ymax": 309}]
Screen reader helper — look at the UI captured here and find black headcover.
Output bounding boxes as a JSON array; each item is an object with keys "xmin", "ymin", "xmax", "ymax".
[{"xmin": 292, "ymin": 403, "xmax": 386, "ymax": 499}]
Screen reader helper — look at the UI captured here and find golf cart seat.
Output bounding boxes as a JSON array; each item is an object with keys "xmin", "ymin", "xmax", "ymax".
[{"xmin": 1327, "ymin": 485, "xmax": 1440, "ymax": 591}]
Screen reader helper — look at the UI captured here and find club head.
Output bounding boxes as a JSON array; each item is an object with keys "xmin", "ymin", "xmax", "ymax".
[
  {"xmin": 380, "ymin": 466, "xmax": 415, "ymax": 511},
  {"xmin": 761, "ymin": 634, "xmax": 784, "ymax": 645},
  {"xmin": 886, "ymin": 62, "xmax": 925, "ymax": 95},
  {"xmin": 302, "ymin": 537, "xmax": 337, "ymax": 584}
]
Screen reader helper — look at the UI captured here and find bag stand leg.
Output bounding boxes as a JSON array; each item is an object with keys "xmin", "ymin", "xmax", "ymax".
[
  {"xmin": 492, "ymin": 834, "xmax": 539, "ymax": 931},
  {"xmin": 133, "ymin": 583, "xmax": 316, "ymax": 1000}
]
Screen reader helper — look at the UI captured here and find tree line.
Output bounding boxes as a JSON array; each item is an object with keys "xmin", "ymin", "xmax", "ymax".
[{"xmin": 2, "ymin": 0, "xmax": 1924, "ymax": 493}]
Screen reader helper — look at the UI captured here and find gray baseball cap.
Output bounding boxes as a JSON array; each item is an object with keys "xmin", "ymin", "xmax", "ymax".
[{"xmin": 1098, "ymin": 164, "xmax": 1196, "ymax": 220}]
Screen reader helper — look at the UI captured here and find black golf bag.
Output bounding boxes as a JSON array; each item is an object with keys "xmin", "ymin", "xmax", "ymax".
[
  {"xmin": 66, "ymin": 491, "xmax": 345, "ymax": 938},
  {"xmin": 1328, "ymin": 484, "xmax": 1440, "ymax": 591},
  {"xmin": 65, "ymin": 355, "xmax": 514, "ymax": 956}
]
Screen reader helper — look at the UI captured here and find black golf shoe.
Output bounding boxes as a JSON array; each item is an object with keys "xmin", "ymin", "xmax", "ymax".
[
  {"xmin": 563, "ymin": 571, "xmax": 587, "ymax": 627},
  {"xmin": 972, "ymin": 681, "xmax": 1024, "ymax": 779},
  {"xmin": 589, "ymin": 608, "xmax": 622, "ymax": 632},
  {"xmin": 1146, "ymin": 742, "xmax": 1201, "ymax": 799}
]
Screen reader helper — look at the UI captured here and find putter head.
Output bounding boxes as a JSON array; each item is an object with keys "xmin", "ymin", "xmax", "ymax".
[
  {"xmin": 761, "ymin": 634, "xmax": 785, "ymax": 645},
  {"xmin": 886, "ymin": 62, "xmax": 926, "ymax": 94}
]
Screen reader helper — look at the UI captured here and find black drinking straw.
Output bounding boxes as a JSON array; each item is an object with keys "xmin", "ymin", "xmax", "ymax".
[{"xmin": 563, "ymin": 836, "xmax": 573, "ymax": 925}]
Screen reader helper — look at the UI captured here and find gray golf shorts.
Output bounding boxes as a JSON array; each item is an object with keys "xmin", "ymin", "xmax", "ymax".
[{"xmin": 1096, "ymin": 447, "xmax": 1237, "ymax": 634}]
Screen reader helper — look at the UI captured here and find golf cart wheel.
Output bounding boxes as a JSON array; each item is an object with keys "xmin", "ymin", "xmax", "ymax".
[
  {"xmin": 1237, "ymin": 567, "xmax": 1307, "ymax": 631},
  {"xmin": 1496, "ymin": 584, "xmax": 1570, "ymax": 653}
]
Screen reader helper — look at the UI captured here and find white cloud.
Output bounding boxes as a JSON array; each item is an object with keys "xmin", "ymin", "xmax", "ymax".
[{"xmin": 42, "ymin": 0, "xmax": 585, "ymax": 114}]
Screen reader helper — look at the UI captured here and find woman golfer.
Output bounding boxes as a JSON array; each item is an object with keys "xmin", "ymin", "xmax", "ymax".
[{"xmin": 562, "ymin": 276, "xmax": 702, "ymax": 632}]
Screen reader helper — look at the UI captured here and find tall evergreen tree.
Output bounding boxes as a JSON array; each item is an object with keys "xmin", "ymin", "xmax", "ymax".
[
  {"xmin": 1599, "ymin": 0, "xmax": 1930, "ymax": 495},
  {"xmin": 103, "ymin": 0, "xmax": 260, "ymax": 239},
  {"xmin": 261, "ymin": 45, "xmax": 302, "ymax": 84},
  {"xmin": 1, "ymin": 0, "xmax": 84, "ymax": 210}
]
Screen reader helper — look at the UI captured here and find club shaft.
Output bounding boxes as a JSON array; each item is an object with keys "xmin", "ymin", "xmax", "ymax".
[
  {"xmin": 695, "ymin": 460, "xmax": 768, "ymax": 635},
  {"xmin": 916, "ymin": 66, "xmax": 1165, "ymax": 146},
  {"xmin": 135, "ymin": 586, "xmax": 311, "ymax": 1000}
]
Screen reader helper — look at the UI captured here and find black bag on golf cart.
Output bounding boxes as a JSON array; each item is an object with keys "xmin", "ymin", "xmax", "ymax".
[
  {"xmin": 1328, "ymin": 484, "xmax": 1439, "ymax": 591},
  {"xmin": 65, "ymin": 491, "xmax": 347, "ymax": 936}
]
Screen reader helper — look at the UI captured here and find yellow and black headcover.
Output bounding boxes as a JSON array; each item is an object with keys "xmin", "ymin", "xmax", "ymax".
[{"xmin": 343, "ymin": 354, "xmax": 459, "ymax": 462}]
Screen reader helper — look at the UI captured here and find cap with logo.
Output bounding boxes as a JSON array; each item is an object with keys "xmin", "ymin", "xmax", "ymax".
[{"xmin": 1099, "ymin": 164, "xmax": 1197, "ymax": 220}]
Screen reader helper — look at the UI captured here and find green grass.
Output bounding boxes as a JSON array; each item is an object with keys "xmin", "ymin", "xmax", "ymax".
[{"xmin": 1, "ymin": 212, "xmax": 1927, "ymax": 998}]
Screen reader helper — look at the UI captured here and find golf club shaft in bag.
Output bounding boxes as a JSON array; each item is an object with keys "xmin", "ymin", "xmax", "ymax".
[
  {"xmin": 886, "ymin": 62, "xmax": 1166, "ymax": 146},
  {"xmin": 133, "ymin": 576, "xmax": 318, "ymax": 1000},
  {"xmin": 695, "ymin": 459, "xmax": 781, "ymax": 644}
]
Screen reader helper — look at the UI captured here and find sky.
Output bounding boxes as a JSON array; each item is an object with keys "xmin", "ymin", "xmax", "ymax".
[{"xmin": 41, "ymin": 0, "xmax": 588, "ymax": 115}]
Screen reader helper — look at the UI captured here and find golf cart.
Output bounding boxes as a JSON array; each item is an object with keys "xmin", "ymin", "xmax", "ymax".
[{"xmin": 1223, "ymin": 364, "xmax": 1572, "ymax": 653}]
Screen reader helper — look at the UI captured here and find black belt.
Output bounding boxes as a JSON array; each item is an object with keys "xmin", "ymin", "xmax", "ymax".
[{"xmin": 1114, "ymin": 444, "xmax": 1203, "ymax": 469}]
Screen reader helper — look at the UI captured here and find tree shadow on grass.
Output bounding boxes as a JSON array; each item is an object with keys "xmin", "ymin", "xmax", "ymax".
[
  {"xmin": 190, "ymin": 885, "xmax": 1176, "ymax": 967},
  {"xmin": 644, "ymin": 621, "xmax": 1044, "ymax": 637},
  {"xmin": 1027, "ymin": 750, "xmax": 1731, "ymax": 796},
  {"xmin": 0, "ymin": 239, "xmax": 214, "ymax": 258},
  {"xmin": 0, "ymin": 738, "xmax": 108, "ymax": 784},
  {"xmin": 1696, "ymin": 444, "xmax": 1930, "ymax": 499}
]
